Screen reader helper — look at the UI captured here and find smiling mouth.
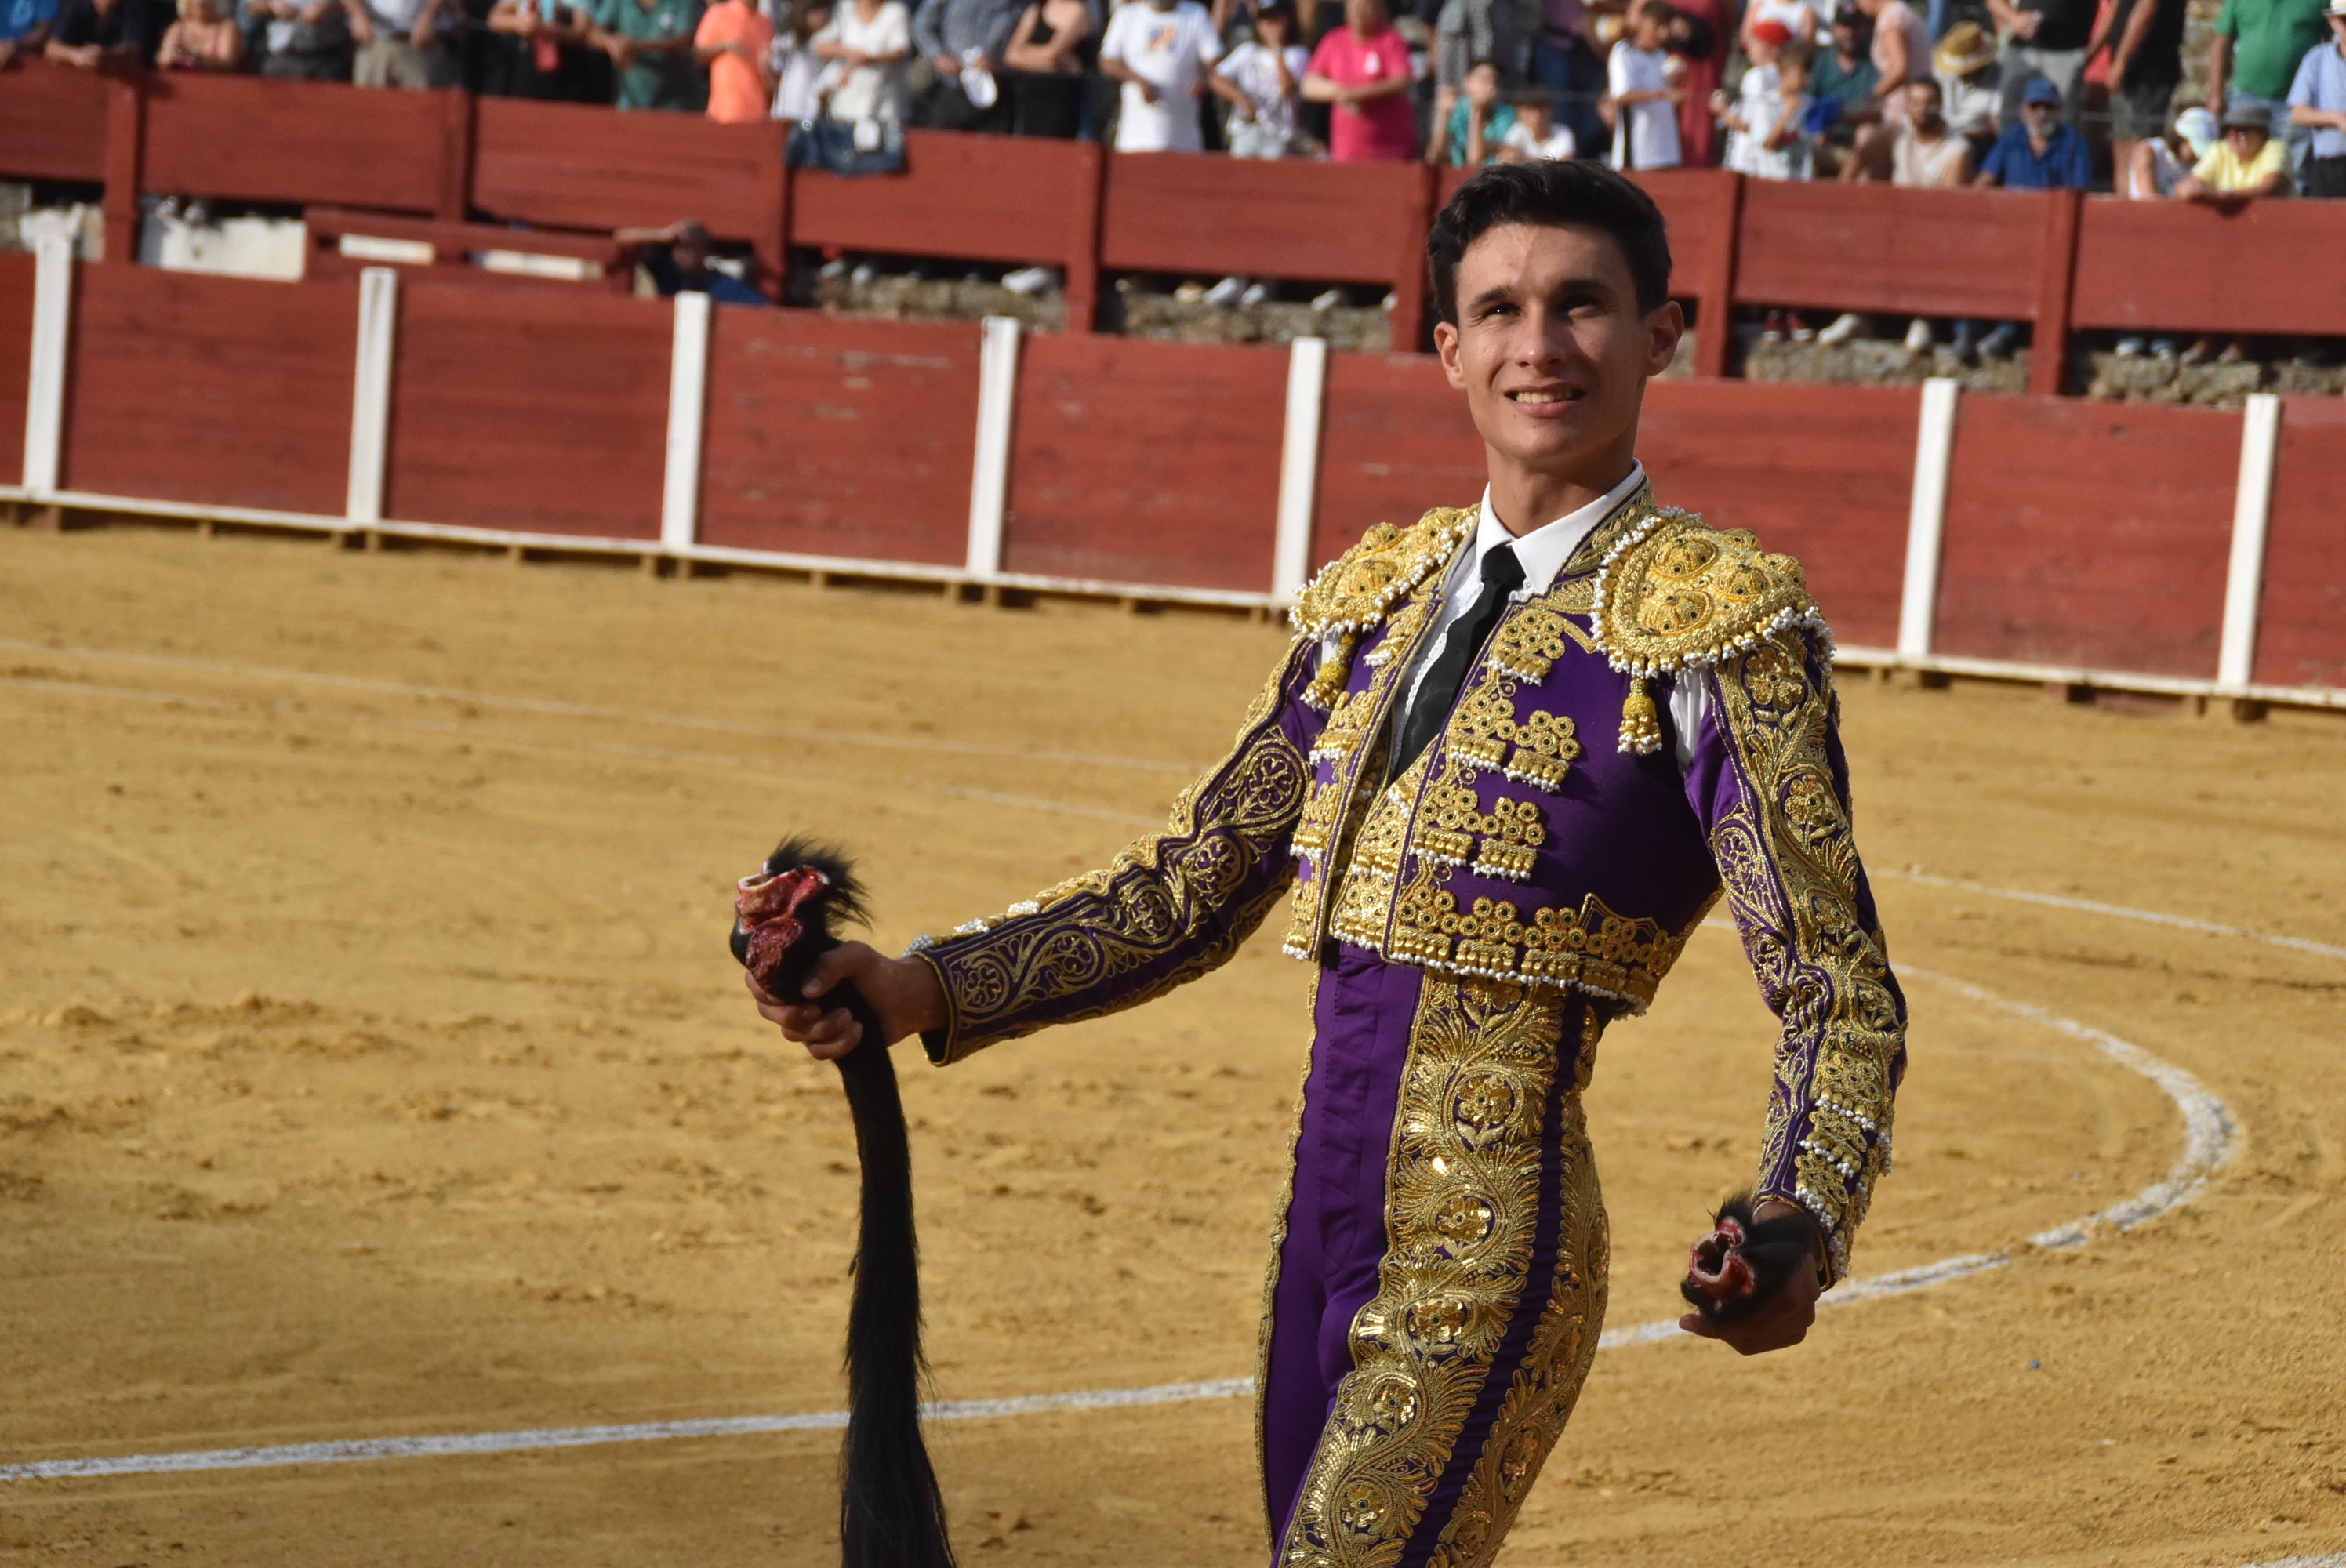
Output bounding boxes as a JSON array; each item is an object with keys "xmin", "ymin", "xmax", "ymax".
[{"xmin": 1506, "ymin": 388, "xmax": 1581, "ymax": 405}]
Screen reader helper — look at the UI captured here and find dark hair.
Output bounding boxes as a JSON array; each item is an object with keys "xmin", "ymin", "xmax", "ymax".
[{"xmin": 1426, "ymin": 161, "xmax": 1673, "ymax": 325}]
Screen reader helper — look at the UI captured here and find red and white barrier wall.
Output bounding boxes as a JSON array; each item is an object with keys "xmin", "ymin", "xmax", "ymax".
[{"xmin": 5, "ymin": 240, "xmax": 2342, "ymax": 708}]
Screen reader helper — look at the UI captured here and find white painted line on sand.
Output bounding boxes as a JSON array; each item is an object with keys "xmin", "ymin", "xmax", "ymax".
[
  {"xmin": 1876, "ymin": 867, "xmax": 2346, "ymax": 964},
  {"xmin": 0, "ymin": 970, "xmax": 2234, "ymax": 1485}
]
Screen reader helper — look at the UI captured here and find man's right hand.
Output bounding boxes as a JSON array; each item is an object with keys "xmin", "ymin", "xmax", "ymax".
[
  {"xmin": 745, "ymin": 942, "xmax": 949, "ymax": 1061},
  {"xmin": 932, "ymin": 49, "xmax": 959, "ymax": 74}
]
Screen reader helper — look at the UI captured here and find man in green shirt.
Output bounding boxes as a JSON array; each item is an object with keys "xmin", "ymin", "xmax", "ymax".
[
  {"xmin": 593, "ymin": 0, "xmax": 705, "ymax": 108},
  {"xmin": 2209, "ymin": 0, "xmax": 2327, "ymax": 168}
]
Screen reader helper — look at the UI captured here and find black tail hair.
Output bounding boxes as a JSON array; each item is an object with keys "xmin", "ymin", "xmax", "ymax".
[
  {"xmin": 1677, "ymin": 1190, "xmax": 1822, "ymax": 1325},
  {"xmin": 732, "ymin": 838, "xmax": 956, "ymax": 1568}
]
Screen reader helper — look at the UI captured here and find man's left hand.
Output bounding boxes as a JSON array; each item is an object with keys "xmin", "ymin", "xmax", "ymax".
[{"xmin": 1676, "ymin": 1198, "xmax": 1823, "ymax": 1354}]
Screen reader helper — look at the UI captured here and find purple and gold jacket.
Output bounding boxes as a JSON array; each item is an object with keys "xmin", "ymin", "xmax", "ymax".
[{"xmin": 910, "ymin": 485, "xmax": 1906, "ymax": 1280}]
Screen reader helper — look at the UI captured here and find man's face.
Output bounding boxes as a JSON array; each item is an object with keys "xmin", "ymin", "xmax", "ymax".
[
  {"xmin": 1345, "ymin": 0, "xmax": 1385, "ymax": 34},
  {"xmin": 2331, "ymin": 11, "xmax": 2345, "ymax": 43},
  {"xmin": 1434, "ymin": 222, "xmax": 1682, "ymax": 479},
  {"xmin": 1905, "ymin": 80, "xmax": 1939, "ymax": 124},
  {"xmin": 2228, "ymin": 125, "xmax": 2268, "ymax": 158},
  {"xmin": 1832, "ymin": 18, "xmax": 1859, "ymax": 53},
  {"xmin": 2021, "ymin": 98, "xmax": 2057, "ymax": 135}
]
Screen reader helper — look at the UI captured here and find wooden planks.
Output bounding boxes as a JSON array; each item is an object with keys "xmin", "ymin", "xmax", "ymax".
[
  {"xmin": 699, "ymin": 309, "xmax": 979, "ymax": 564},
  {"xmin": 0, "ymin": 60, "xmax": 111, "ymax": 183},
  {"xmin": 472, "ymin": 97, "xmax": 779, "ymax": 239},
  {"xmin": 1640, "ymin": 379, "xmax": 1916, "ymax": 650},
  {"xmin": 383, "ymin": 279, "xmax": 667, "ymax": 539},
  {"xmin": 2257, "ymin": 396, "xmax": 2346, "ymax": 690},
  {"xmin": 791, "ymin": 130, "xmax": 1095, "ymax": 267},
  {"xmin": 141, "ymin": 75, "xmax": 452, "ymax": 213},
  {"xmin": 1001, "ymin": 333, "xmax": 1287, "ymax": 591},
  {"xmin": 0, "ymin": 252, "xmax": 31, "ymax": 486},
  {"xmin": 1309, "ymin": 350, "xmax": 1484, "ymax": 572},
  {"xmin": 2073, "ymin": 198, "xmax": 2346, "ymax": 338},
  {"xmin": 1734, "ymin": 182, "xmax": 2048, "ymax": 322},
  {"xmin": 1934, "ymin": 396, "xmax": 2237, "ymax": 677},
  {"xmin": 1102, "ymin": 152, "xmax": 1422, "ymax": 286},
  {"xmin": 57, "ymin": 266, "xmax": 356, "ymax": 516}
]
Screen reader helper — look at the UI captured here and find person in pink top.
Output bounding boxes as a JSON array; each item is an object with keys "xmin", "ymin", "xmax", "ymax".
[
  {"xmin": 695, "ymin": 0, "xmax": 775, "ymax": 122},
  {"xmin": 1302, "ymin": 0, "xmax": 1419, "ymax": 160}
]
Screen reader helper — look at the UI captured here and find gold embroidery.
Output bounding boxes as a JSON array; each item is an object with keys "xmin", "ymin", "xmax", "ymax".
[
  {"xmin": 1425, "ymin": 1039, "xmax": 1608, "ymax": 1568},
  {"xmin": 1589, "ymin": 507, "xmax": 1826, "ymax": 681},
  {"xmin": 1502, "ymin": 711, "xmax": 1580, "ymax": 792},
  {"xmin": 1276, "ymin": 975, "xmax": 1568, "ymax": 1568},
  {"xmin": 1295, "ymin": 510, "xmax": 1479, "ymax": 639},
  {"xmin": 1707, "ymin": 634, "xmax": 1903, "ymax": 1283},
  {"xmin": 917, "ymin": 641, "xmax": 1315, "ymax": 1063}
]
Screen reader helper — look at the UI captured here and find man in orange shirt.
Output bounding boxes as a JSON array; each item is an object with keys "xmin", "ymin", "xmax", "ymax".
[{"xmin": 696, "ymin": 0, "xmax": 774, "ymax": 122}]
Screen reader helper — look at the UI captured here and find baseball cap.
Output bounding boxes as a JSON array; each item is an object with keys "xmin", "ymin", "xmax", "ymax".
[
  {"xmin": 2174, "ymin": 105, "xmax": 2219, "ymax": 156},
  {"xmin": 2021, "ymin": 76, "xmax": 2061, "ymax": 107}
]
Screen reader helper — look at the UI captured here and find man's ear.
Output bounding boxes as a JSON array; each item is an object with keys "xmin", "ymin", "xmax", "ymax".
[
  {"xmin": 1645, "ymin": 299, "xmax": 1685, "ymax": 377},
  {"xmin": 1435, "ymin": 320, "xmax": 1466, "ymax": 390}
]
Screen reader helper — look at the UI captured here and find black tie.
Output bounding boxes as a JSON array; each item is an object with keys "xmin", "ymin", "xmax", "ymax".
[{"xmin": 1388, "ymin": 543, "xmax": 1524, "ymax": 784}]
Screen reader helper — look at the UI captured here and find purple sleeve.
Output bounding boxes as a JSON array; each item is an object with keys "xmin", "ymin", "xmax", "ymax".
[
  {"xmin": 910, "ymin": 636, "xmax": 1326, "ymax": 1065},
  {"xmin": 1680, "ymin": 633, "xmax": 1907, "ymax": 1283}
]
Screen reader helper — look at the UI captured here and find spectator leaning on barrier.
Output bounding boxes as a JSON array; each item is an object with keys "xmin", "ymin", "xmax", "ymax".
[
  {"xmin": 695, "ymin": 0, "xmax": 774, "ymax": 118},
  {"xmin": 2086, "ymin": 0, "xmax": 2184, "ymax": 180},
  {"xmin": 1302, "ymin": 0, "xmax": 1418, "ymax": 162},
  {"xmin": 1211, "ymin": 0, "xmax": 1310, "ymax": 154},
  {"xmin": 1000, "ymin": 0, "xmax": 1093, "ymax": 139},
  {"xmin": 910, "ymin": 0, "xmax": 1022, "ymax": 131},
  {"xmin": 1607, "ymin": 0, "xmax": 1683, "ymax": 166},
  {"xmin": 619, "ymin": 219, "xmax": 772, "ymax": 302},
  {"xmin": 1100, "ymin": 0, "xmax": 1221, "ymax": 151},
  {"xmin": 2209, "ymin": 0, "xmax": 2327, "ymax": 171},
  {"xmin": 243, "ymin": 0, "xmax": 351, "ymax": 77},
  {"xmin": 591, "ymin": 0, "xmax": 706, "ymax": 109},
  {"xmin": 345, "ymin": 0, "xmax": 452, "ymax": 83},
  {"xmin": 159, "ymin": 0, "xmax": 245, "ymax": 64},
  {"xmin": 2173, "ymin": 100, "xmax": 2291, "ymax": 364},
  {"xmin": 46, "ymin": 0, "xmax": 158, "ymax": 65},
  {"xmin": 1500, "ymin": 82, "xmax": 1578, "ymax": 155},
  {"xmin": 1985, "ymin": 0, "xmax": 2094, "ymax": 126},
  {"xmin": 2, "ymin": 0, "xmax": 60, "ymax": 64},
  {"xmin": 1434, "ymin": 55, "xmax": 1519, "ymax": 162},
  {"xmin": 2288, "ymin": 0, "xmax": 2346, "ymax": 195},
  {"xmin": 2126, "ymin": 100, "xmax": 2217, "ymax": 193}
]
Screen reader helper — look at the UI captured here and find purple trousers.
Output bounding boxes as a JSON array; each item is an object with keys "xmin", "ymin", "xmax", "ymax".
[{"xmin": 1259, "ymin": 942, "xmax": 1611, "ymax": 1566}]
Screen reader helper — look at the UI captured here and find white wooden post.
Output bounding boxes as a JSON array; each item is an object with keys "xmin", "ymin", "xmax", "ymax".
[
  {"xmin": 1273, "ymin": 336, "xmax": 1328, "ymax": 602},
  {"xmin": 1896, "ymin": 376, "xmax": 1961, "ymax": 660},
  {"xmin": 23, "ymin": 234, "xmax": 74, "ymax": 497},
  {"xmin": 660, "ymin": 289, "xmax": 712, "ymax": 551},
  {"xmin": 2217, "ymin": 392, "xmax": 2280, "ymax": 690},
  {"xmin": 345, "ymin": 267, "xmax": 398, "ymax": 524},
  {"xmin": 965, "ymin": 315, "xmax": 1022, "ymax": 578}
]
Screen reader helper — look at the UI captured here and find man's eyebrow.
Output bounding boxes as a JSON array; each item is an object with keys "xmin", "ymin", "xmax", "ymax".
[{"xmin": 1463, "ymin": 276, "xmax": 1618, "ymax": 314}]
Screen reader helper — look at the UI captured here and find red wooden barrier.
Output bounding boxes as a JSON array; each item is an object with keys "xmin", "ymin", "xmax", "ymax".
[
  {"xmin": 1640, "ymin": 380, "xmax": 1916, "ymax": 650},
  {"xmin": 2073, "ymin": 198, "xmax": 2346, "ymax": 339},
  {"xmin": 383, "ymin": 279, "xmax": 667, "ymax": 539},
  {"xmin": 0, "ymin": 60, "xmax": 111, "ymax": 183},
  {"xmin": 1735, "ymin": 181, "xmax": 2047, "ymax": 325},
  {"xmin": 791, "ymin": 131, "xmax": 1102, "ymax": 328},
  {"xmin": 0, "ymin": 253, "xmax": 31, "ymax": 485},
  {"xmin": 472, "ymin": 96, "xmax": 785, "ymax": 286},
  {"xmin": 57, "ymin": 267, "xmax": 355, "ymax": 516},
  {"xmin": 1002, "ymin": 333, "xmax": 1287, "ymax": 591},
  {"xmin": 2257, "ymin": 396, "xmax": 2346, "ymax": 690},
  {"xmin": 303, "ymin": 206, "xmax": 631, "ymax": 290},
  {"xmin": 1311, "ymin": 350, "xmax": 1484, "ymax": 569},
  {"xmin": 1106, "ymin": 154, "xmax": 1429, "ymax": 348},
  {"xmin": 141, "ymin": 74, "xmax": 458, "ymax": 216},
  {"xmin": 699, "ymin": 310, "xmax": 979, "ymax": 564},
  {"xmin": 1934, "ymin": 397, "xmax": 2238, "ymax": 677}
]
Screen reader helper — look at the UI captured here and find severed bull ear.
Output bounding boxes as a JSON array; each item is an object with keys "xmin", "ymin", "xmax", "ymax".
[{"xmin": 1679, "ymin": 1191, "xmax": 1822, "ymax": 1326}]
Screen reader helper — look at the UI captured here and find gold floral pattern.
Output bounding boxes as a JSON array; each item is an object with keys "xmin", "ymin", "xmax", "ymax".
[
  {"xmin": 1276, "ymin": 975, "xmax": 1570, "ymax": 1568},
  {"xmin": 913, "ymin": 639, "xmax": 1316, "ymax": 1063},
  {"xmin": 1705, "ymin": 632, "xmax": 1905, "ymax": 1282}
]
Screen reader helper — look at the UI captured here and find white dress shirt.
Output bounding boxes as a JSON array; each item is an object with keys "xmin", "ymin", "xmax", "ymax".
[{"xmin": 1378, "ymin": 464, "xmax": 1709, "ymax": 772}]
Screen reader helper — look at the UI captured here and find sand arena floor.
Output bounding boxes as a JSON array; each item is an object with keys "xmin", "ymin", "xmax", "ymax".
[{"xmin": 0, "ymin": 524, "xmax": 2342, "ymax": 1568}]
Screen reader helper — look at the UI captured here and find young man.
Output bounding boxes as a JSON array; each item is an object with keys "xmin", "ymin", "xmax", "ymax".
[
  {"xmin": 750, "ymin": 160, "xmax": 1906, "ymax": 1564},
  {"xmin": 1302, "ymin": 0, "xmax": 1419, "ymax": 162},
  {"xmin": 1099, "ymin": 0, "xmax": 1221, "ymax": 153}
]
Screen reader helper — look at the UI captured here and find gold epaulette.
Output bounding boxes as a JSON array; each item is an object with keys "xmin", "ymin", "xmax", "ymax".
[
  {"xmin": 1291, "ymin": 507, "xmax": 1476, "ymax": 711},
  {"xmin": 1589, "ymin": 509, "xmax": 1829, "ymax": 754}
]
